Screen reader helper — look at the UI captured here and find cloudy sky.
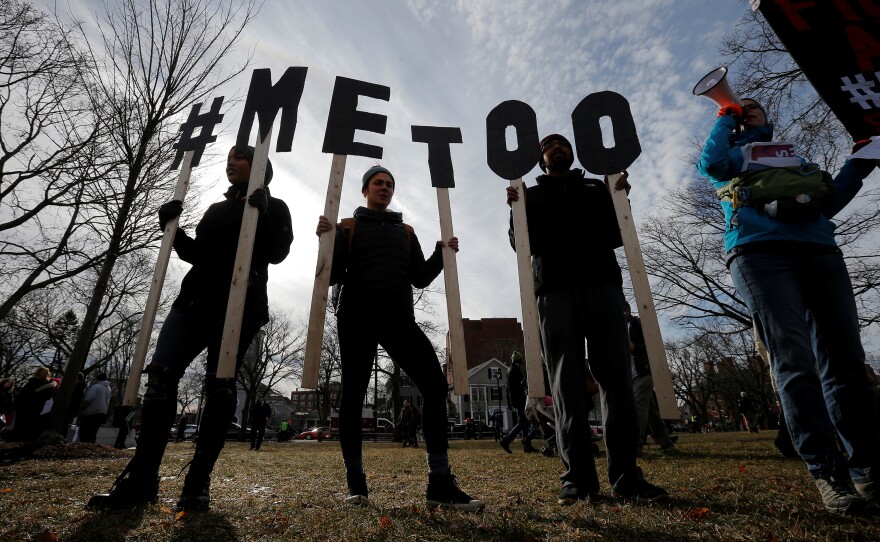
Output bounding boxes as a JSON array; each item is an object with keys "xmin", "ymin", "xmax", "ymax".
[{"xmin": 47, "ymin": 1, "xmax": 879, "ymax": 365}]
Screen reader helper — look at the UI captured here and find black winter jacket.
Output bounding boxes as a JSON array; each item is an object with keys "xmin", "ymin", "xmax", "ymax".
[
  {"xmin": 330, "ymin": 206, "xmax": 443, "ymax": 317},
  {"xmin": 509, "ymin": 169, "xmax": 623, "ymax": 295},
  {"xmin": 171, "ymin": 184, "xmax": 293, "ymax": 323}
]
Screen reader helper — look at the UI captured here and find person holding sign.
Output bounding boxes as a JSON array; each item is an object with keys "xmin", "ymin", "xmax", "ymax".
[
  {"xmin": 506, "ymin": 134, "xmax": 668, "ymax": 506},
  {"xmin": 315, "ymin": 165, "xmax": 483, "ymax": 512},
  {"xmin": 697, "ymin": 99, "xmax": 879, "ymax": 515},
  {"xmin": 89, "ymin": 146, "xmax": 293, "ymax": 512}
]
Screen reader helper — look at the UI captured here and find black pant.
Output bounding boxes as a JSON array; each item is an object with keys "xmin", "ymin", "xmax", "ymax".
[
  {"xmin": 78, "ymin": 413, "xmax": 105, "ymax": 443},
  {"xmin": 250, "ymin": 424, "xmax": 266, "ymax": 449},
  {"xmin": 338, "ymin": 311, "xmax": 448, "ymax": 460}
]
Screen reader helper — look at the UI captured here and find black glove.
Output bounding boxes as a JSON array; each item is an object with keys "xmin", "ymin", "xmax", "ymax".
[
  {"xmin": 248, "ymin": 187, "xmax": 269, "ymax": 215},
  {"xmin": 158, "ymin": 200, "xmax": 183, "ymax": 230}
]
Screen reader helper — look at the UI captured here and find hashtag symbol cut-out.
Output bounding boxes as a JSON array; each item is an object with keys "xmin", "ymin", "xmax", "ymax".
[
  {"xmin": 839, "ymin": 72, "xmax": 880, "ymax": 110},
  {"xmin": 171, "ymin": 96, "xmax": 225, "ymax": 169}
]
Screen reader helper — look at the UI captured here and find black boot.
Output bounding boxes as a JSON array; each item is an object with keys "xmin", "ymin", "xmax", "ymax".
[
  {"xmin": 88, "ymin": 463, "xmax": 160, "ymax": 509},
  {"xmin": 88, "ymin": 368, "xmax": 177, "ymax": 510},
  {"xmin": 426, "ymin": 470, "xmax": 485, "ymax": 512}
]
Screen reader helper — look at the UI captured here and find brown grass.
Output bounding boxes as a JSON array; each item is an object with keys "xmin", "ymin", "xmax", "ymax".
[{"xmin": 1, "ymin": 432, "xmax": 878, "ymax": 541}]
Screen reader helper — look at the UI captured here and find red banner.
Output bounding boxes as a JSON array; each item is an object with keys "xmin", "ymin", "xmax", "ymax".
[{"xmin": 755, "ymin": 0, "xmax": 880, "ymax": 141}]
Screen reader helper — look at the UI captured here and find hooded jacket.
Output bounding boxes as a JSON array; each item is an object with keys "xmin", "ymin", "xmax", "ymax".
[
  {"xmin": 509, "ymin": 169, "xmax": 623, "ymax": 295},
  {"xmin": 330, "ymin": 206, "xmax": 443, "ymax": 317},
  {"xmin": 170, "ymin": 183, "xmax": 293, "ymax": 323},
  {"xmin": 696, "ymin": 115, "xmax": 875, "ymax": 256},
  {"xmin": 80, "ymin": 380, "xmax": 111, "ymax": 417}
]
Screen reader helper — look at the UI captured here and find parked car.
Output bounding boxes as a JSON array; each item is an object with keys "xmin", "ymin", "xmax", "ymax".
[
  {"xmin": 192, "ymin": 422, "xmax": 245, "ymax": 442},
  {"xmin": 169, "ymin": 424, "xmax": 198, "ymax": 441},
  {"xmin": 296, "ymin": 426, "xmax": 330, "ymax": 440}
]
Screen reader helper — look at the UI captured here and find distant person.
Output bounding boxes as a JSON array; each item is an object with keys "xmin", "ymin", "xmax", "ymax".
[
  {"xmin": 506, "ymin": 133, "xmax": 668, "ymax": 505},
  {"xmin": 697, "ymin": 97, "xmax": 879, "ymax": 514},
  {"xmin": 398, "ymin": 399, "xmax": 414, "ymax": 447},
  {"xmin": 316, "ymin": 165, "xmax": 483, "ymax": 511},
  {"xmin": 279, "ymin": 419, "xmax": 289, "ymax": 442},
  {"xmin": 113, "ymin": 404, "xmax": 136, "ymax": 449},
  {"xmin": 408, "ymin": 403, "xmax": 422, "ymax": 448},
  {"xmin": 497, "ymin": 351, "xmax": 538, "ymax": 454},
  {"xmin": 176, "ymin": 414, "xmax": 189, "ymax": 443},
  {"xmin": 0, "ymin": 377, "xmax": 15, "ymax": 436},
  {"xmin": 9, "ymin": 368, "xmax": 56, "ymax": 442},
  {"xmin": 737, "ymin": 392, "xmax": 759, "ymax": 434},
  {"xmin": 625, "ymin": 305, "xmax": 676, "ymax": 454},
  {"xmin": 78, "ymin": 373, "xmax": 111, "ymax": 443},
  {"xmin": 249, "ymin": 396, "xmax": 271, "ymax": 451},
  {"xmin": 88, "ymin": 145, "xmax": 293, "ymax": 512}
]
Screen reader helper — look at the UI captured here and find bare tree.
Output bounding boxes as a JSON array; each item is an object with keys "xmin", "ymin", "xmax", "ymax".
[
  {"xmin": 43, "ymin": 0, "xmax": 257, "ymax": 442},
  {"xmin": 237, "ymin": 308, "xmax": 306, "ymax": 429},
  {"xmin": 0, "ymin": 1, "xmax": 111, "ymax": 321}
]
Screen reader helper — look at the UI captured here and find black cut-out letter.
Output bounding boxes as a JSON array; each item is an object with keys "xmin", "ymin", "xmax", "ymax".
[
  {"xmin": 236, "ymin": 67, "xmax": 308, "ymax": 152},
  {"xmin": 571, "ymin": 91, "xmax": 641, "ymax": 175},
  {"xmin": 411, "ymin": 126, "xmax": 463, "ymax": 188},
  {"xmin": 322, "ymin": 77, "xmax": 391, "ymax": 159},
  {"xmin": 171, "ymin": 97, "xmax": 224, "ymax": 169},
  {"xmin": 485, "ymin": 101, "xmax": 540, "ymax": 180}
]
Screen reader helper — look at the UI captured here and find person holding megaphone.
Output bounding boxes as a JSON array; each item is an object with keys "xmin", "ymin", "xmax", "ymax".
[{"xmin": 695, "ymin": 68, "xmax": 880, "ymax": 516}]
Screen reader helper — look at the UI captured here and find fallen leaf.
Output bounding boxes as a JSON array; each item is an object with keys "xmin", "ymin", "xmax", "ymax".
[
  {"xmin": 175, "ymin": 511, "xmax": 187, "ymax": 521},
  {"xmin": 739, "ymin": 465, "xmax": 747, "ymax": 473},
  {"xmin": 379, "ymin": 515, "xmax": 393, "ymax": 529},
  {"xmin": 0, "ymin": 488, "xmax": 13, "ymax": 493},
  {"xmin": 768, "ymin": 534, "xmax": 778, "ymax": 542},
  {"xmin": 683, "ymin": 507, "xmax": 710, "ymax": 521},
  {"xmin": 38, "ymin": 530, "xmax": 58, "ymax": 542},
  {"xmin": 159, "ymin": 506, "xmax": 175, "ymax": 514}
]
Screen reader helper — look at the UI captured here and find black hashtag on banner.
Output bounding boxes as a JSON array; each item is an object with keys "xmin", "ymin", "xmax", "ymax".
[{"xmin": 171, "ymin": 96, "xmax": 225, "ymax": 169}]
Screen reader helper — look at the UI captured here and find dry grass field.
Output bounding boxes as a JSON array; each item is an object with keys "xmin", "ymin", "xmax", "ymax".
[{"xmin": 1, "ymin": 431, "xmax": 878, "ymax": 541}]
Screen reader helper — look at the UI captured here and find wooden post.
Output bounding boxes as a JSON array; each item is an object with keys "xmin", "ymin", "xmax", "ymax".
[
  {"xmin": 606, "ymin": 173, "xmax": 677, "ymax": 418},
  {"xmin": 435, "ymin": 188, "xmax": 468, "ymax": 395},
  {"xmin": 216, "ymin": 128, "xmax": 273, "ymax": 379},
  {"xmin": 122, "ymin": 150, "xmax": 195, "ymax": 406},
  {"xmin": 301, "ymin": 154, "xmax": 347, "ymax": 389},
  {"xmin": 509, "ymin": 178, "xmax": 545, "ymax": 398}
]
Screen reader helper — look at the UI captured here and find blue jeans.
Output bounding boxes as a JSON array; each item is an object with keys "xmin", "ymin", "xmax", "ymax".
[{"xmin": 730, "ymin": 250, "xmax": 880, "ymax": 483}]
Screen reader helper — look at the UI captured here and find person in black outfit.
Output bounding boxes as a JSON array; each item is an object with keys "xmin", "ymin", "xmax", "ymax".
[
  {"xmin": 316, "ymin": 165, "xmax": 483, "ymax": 511},
  {"xmin": 498, "ymin": 351, "xmax": 538, "ymax": 454},
  {"xmin": 249, "ymin": 395, "xmax": 271, "ymax": 450},
  {"xmin": 506, "ymin": 134, "xmax": 668, "ymax": 505},
  {"xmin": 65, "ymin": 372, "xmax": 86, "ymax": 437},
  {"xmin": 8, "ymin": 367, "xmax": 56, "ymax": 442},
  {"xmin": 89, "ymin": 146, "xmax": 293, "ymax": 511},
  {"xmin": 398, "ymin": 399, "xmax": 414, "ymax": 447}
]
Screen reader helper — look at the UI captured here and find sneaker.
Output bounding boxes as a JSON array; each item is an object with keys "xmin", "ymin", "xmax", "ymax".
[
  {"xmin": 498, "ymin": 441, "xmax": 512, "ymax": 454},
  {"xmin": 523, "ymin": 445, "xmax": 539, "ymax": 454},
  {"xmin": 557, "ymin": 485, "xmax": 600, "ymax": 506},
  {"xmin": 344, "ymin": 471, "xmax": 369, "ymax": 506},
  {"xmin": 426, "ymin": 471, "xmax": 485, "ymax": 512},
  {"xmin": 813, "ymin": 473, "xmax": 866, "ymax": 515},
  {"xmin": 854, "ymin": 479, "xmax": 876, "ymax": 504},
  {"xmin": 612, "ymin": 479, "xmax": 669, "ymax": 503},
  {"xmin": 541, "ymin": 447, "xmax": 555, "ymax": 458}
]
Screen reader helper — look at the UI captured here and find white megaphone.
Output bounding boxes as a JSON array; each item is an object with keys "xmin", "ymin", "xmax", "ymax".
[{"xmin": 693, "ymin": 67, "xmax": 742, "ymax": 110}]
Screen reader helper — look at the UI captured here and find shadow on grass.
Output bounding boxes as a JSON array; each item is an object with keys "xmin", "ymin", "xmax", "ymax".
[
  {"xmin": 66, "ymin": 508, "xmax": 146, "ymax": 542},
  {"xmin": 172, "ymin": 511, "xmax": 239, "ymax": 542}
]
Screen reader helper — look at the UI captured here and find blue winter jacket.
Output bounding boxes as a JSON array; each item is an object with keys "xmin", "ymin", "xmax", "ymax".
[{"xmin": 696, "ymin": 115, "xmax": 875, "ymax": 254}]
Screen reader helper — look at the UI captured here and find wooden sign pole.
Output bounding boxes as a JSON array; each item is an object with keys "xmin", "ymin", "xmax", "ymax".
[
  {"xmin": 216, "ymin": 127, "xmax": 273, "ymax": 379},
  {"xmin": 122, "ymin": 150, "xmax": 195, "ymax": 406},
  {"xmin": 509, "ymin": 178, "xmax": 546, "ymax": 398},
  {"xmin": 606, "ymin": 174, "xmax": 677, "ymax": 418},
  {"xmin": 435, "ymin": 188, "xmax": 468, "ymax": 395},
  {"xmin": 301, "ymin": 153, "xmax": 347, "ymax": 389}
]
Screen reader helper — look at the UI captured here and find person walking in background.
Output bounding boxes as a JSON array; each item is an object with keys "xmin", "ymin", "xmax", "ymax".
[
  {"xmin": 506, "ymin": 133, "xmax": 668, "ymax": 506},
  {"xmin": 7, "ymin": 368, "xmax": 56, "ymax": 442},
  {"xmin": 78, "ymin": 373, "xmax": 111, "ymax": 443},
  {"xmin": 697, "ymin": 97, "xmax": 880, "ymax": 514},
  {"xmin": 249, "ymin": 395, "xmax": 271, "ymax": 450},
  {"xmin": 88, "ymin": 145, "xmax": 293, "ymax": 512},
  {"xmin": 398, "ymin": 399, "xmax": 414, "ymax": 447},
  {"xmin": 316, "ymin": 165, "xmax": 483, "ymax": 511},
  {"xmin": 737, "ymin": 392, "xmax": 759, "ymax": 434},
  {"xmin": 625, "ymin": 304, "xmax": 676, "ymax": 454},
  {"xmin": 497, "ymin": 351, "xmax": 538, "ymax": 454},
  {"xmin": 176, "ymin": 413, "xmax": 189, "ymax": 443},
  {"xmin": 64, "ymin": 372, "xmax": 86, "ymax": 437}
]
